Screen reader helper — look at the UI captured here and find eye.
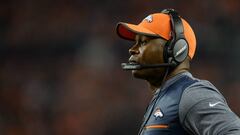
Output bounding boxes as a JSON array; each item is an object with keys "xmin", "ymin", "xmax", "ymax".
[{"xmin": 140, "ymin": 40, "xmax": 148, "ymax": 46}]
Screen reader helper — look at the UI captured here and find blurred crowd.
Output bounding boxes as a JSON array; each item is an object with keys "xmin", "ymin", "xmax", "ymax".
[{"xmin": 0, "ymin": 0, "xmax": 240, "ymax": 135}]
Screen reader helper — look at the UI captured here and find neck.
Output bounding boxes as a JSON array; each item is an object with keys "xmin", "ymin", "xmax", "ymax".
[{"xmin": 148, "ymin": 58, "xmax": 190, "ymax": 93}]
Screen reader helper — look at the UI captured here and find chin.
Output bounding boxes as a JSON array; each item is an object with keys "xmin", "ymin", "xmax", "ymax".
[
  {"xmin": 132, "ymin": 70, "xmax": 141, "ymax": 78},
  {"xmin": 132, "ymin": 69, "xmax": 149, "ymax": 79},
  {"xmin": 132, "ymin": 68, "xmax": 166, "ymax": 80}
]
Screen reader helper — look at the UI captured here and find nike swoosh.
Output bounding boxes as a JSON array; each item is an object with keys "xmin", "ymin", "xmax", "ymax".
[{"xmin": 209, "ymin": 101, "xmax": 222, "ymax": 107}]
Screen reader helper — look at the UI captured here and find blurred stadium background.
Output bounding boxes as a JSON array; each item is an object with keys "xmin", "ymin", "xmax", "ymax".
[{"xmin": 0, "ymin": 0, "xmax": 240, "ymax": 135}]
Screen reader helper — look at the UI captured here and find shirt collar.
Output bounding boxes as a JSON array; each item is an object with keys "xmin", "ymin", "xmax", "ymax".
[{"xmin": 155, "ymin": 71, "xmax": 193, "ymax": 94}]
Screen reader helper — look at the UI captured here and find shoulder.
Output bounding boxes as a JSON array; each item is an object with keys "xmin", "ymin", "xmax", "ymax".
[
  {"xmin": 178, "ymin": 78, "xmax": 240, "ymax": 134},
  {"xmin": 179, "ymin": 78, "xmax": 226, "ymax": 121},
  {"xmin": 182, "ymin": 79, "xmax": 225, "ymax": 103}
]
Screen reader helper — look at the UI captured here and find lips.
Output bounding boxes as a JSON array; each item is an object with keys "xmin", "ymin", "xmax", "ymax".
[
  {"xmin": 129, "ymin": 61, "xmax": 138, "ymax": 64},
  {"xmin": 128, "ymin": 58, "xmax": 140, "ymax": 65}
]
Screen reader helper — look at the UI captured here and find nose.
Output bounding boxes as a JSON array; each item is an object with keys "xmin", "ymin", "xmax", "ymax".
[{"xmin": 129, "ymin": 44, "xmax": 140, "ymax": 55}]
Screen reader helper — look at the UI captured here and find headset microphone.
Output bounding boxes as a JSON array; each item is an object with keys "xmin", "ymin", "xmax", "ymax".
[{"xmin": 121, "ymin": 63, "xmax": 176, "ymax": 70}]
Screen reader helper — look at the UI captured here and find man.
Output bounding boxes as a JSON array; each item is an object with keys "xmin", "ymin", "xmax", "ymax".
[{"xmin": 116, "ymin": 9, "xmax": 240, "ymax": 135}]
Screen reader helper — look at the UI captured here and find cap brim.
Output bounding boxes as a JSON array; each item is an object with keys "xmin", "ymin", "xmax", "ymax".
[{"xmin": 116, "ymin": 22, "xmax": 159, "ymax": 41}]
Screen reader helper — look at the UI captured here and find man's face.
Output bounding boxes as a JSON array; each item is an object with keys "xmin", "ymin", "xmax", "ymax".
[{"xmin": 128, "ymin": 34, "xmax": 167, "ymax": 80}]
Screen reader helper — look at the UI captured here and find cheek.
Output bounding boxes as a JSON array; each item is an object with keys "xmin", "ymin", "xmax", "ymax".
[{"xmin": 141, "ymin": 44, "xmax": 164, "ymax": 64}]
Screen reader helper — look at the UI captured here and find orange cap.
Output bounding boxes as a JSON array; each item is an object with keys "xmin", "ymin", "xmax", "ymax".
[{"xmin": 116, "ymin": 13, "xmax": 196, "ymax": 59}]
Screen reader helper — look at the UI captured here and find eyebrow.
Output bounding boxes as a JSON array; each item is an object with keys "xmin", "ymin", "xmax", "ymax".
[{"xmin": 135, "ymin": 35, "xmax": 167, "ymax": 45}]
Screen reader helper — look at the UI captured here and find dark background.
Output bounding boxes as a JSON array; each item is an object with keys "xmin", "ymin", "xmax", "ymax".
[{"xmin": 0, "ymin": 0, "xmax": 240, "ymax": 135}]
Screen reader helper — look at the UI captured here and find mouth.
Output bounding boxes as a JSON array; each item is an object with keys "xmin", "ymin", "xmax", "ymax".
[{"xmin": 128, "ymin": 60, "xmax": 139, "ymax": 65}]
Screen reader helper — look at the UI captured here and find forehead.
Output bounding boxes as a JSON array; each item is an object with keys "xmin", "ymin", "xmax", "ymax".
[{"xmin": 135, "ymin": 34, "xmax": 167, "ymax": 44}]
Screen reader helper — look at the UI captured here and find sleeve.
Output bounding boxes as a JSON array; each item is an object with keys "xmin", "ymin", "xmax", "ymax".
[{"xmin": 179, "ymin": 81, "xmax": 240, "ymax": 135}]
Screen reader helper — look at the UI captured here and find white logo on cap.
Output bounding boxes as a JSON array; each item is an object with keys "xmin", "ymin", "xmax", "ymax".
[{"xmin": 144, "ymin": 15, "xmax": 153, "ymax": 23}]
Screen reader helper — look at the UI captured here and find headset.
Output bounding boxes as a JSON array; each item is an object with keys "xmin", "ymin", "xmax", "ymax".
[
  {"xmin": 122, "ymin": 9, "xmax": 189, "ymax": 70},
  {"xmin": 161, "ymin": 8, "xmax": 189, "ymax": 66}
]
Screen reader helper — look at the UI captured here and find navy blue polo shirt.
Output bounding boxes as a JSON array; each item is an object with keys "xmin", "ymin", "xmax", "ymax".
[{"xmin": 138, "ymin": 72, "xmax": 240, "ymax": 135}]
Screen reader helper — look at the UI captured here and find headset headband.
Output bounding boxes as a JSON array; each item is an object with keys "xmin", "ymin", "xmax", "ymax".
[{"xmin": 161, "ymin": 9, "xmax": 189, "ymax": 65}]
